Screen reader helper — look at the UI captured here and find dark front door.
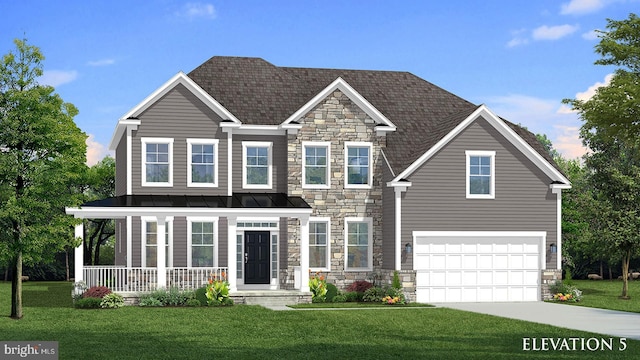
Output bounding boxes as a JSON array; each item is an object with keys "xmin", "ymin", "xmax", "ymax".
[{"xmin": 244, "ymin": 231, "xmax": 270, "ymax": 284}]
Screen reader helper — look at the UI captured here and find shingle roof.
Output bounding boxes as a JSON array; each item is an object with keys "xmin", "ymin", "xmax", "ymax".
[{"xmin": 187, "ymin": 56, "xmax": 560, "ymax": 176}]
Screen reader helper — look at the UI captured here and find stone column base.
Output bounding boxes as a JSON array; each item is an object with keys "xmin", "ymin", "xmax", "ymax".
[{"xmin": 541, "ymin": 269, "xmax": 562, "ymax": 300}]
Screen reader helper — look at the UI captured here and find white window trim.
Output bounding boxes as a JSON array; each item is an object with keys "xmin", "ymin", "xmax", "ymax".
[
  {"xmin": 141, "ymin": 137, "xmax": 174, "ymax": 187},
  {"xmin": 302, "ymin": 141, "xmax": 331, "ymax": 189},
  {"xmin": 344, "ymin": 142, "xmax": 373, "ymax": 189},
  {"xmin": 466, "ymin": 150, "xmax": 496, "ymax": 199},
  {"xmin": 187, "ymin": 138, "xmax": 219, "ymax": 188},
  {"xmin": 309, "ymin": 217, "xmax": 331, "ymax": 272},
  {"xmin": 187, "ymin": 217, "xmax": 219, "ymax": 268},
  {"xmin": 141, "ymin": 217, "xmax": 174, "ymax": 268},
  {"xmin": 242, "ymin": 141, "xmax": 273, "ymax": 189},
  {"xmin": 344, "ymin": 217, "xmax": 373, "ymax": 272}
]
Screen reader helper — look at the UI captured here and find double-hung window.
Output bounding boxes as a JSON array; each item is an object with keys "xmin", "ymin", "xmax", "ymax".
[
  {"xmin": 142, "ymin": 138, "xmax": 173, "ymax": 186},
  {"xmin": 303, "ymin": 142, "xmax": 330, "ymax": 189},
  {"xmin": 466, "ymin": 150, "xmax": 495, "ymax": 199},
  {"xmin": 309, "ymin": 218, "xmax": 330, "ymax": 270},
  {"xmin": 344, "ymin": 217, "xmax": 372, "ymax": 271},
  {"xmin": 142, "ymin": 219, "xmax": 172, "ymax": 268},
  {"xmin": 243, "ymin": 142, "xmax": 272, "ymax": 189},
  {"xmin": 345, "ymin": 142, "xmax": 372, "ymax": 189},
  {"xmin": 188, "ymin": 218, "xmax": 218, "ymax": 267},
  {"xmin": 187, "ymin": 139, "xmax": 218, "ymax": 187}
]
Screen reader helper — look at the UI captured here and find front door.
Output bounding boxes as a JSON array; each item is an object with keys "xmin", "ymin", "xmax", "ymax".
[{"xmin": 244, "ymin": 231, "xmax": 270, "ymax": 284}]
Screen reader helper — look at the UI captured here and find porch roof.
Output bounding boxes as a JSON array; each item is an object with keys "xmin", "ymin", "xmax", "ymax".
[{"xmin": 66, "ymin": 193, "xmax": 312, "ymax": 219}]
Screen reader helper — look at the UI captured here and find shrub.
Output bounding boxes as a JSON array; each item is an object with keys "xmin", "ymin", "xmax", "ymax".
[
  {"xmin": 195, "ymin": 287, "xmax": 208, "ymax": 306},
  {"xmin": 164, "ymin": 287, "xmax": 190, "ymax": 306},
  {"xmin": 74, "ymin": 297, "xmax": 103, "ymax": 309},
  {"xmin": 363, "ymin": 287, "xmax": 386, "ymax": 302},
  {"xmin": 343, "ymin": 291, "xmax": 362, "ymax": 302},
  {"xmin": 549, "ymin": 281, "xmax": 582, "ymax": 302},
  {"xmin": 392, "ymin": 271, "xmax": 402, "ymax": 290},
  {"xmin": 309, "ymin": 273, "xmax": 327, "ymax": 302},
  {"xmin": 346, "ymin": 280, "xmax": 373, "ymax": 293},
  {"xmin": 138, "ymin": 297, "xmax": 163, "ymax": 307},
  {"xmin": 186, "ymin": 298, "xmax": 202, "ymax": 307},
  {"xmin": 83, "ymin": 286, "xmax": 111, "ymax": 299},
  {"xmin": 332, "ymin": 294, "xmax": 347, "ymax": 303},
  {"xmin": 101, "ymin": 293, "xmax": 125, "ymax": 309},
  {"xmin": 325, "ymin": 283, "xmax": 338, "ymax": 302}
]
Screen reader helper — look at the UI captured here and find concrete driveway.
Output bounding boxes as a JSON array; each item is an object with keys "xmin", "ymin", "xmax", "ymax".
[{"xmin": 434, "ymin": 302, "xmax": 640, "ymax": 340}]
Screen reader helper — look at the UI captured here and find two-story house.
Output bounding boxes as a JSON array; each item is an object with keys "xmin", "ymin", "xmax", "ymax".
[{"xmin": 66, "ymin": 57, "xmax": 570, "ymax": 303}]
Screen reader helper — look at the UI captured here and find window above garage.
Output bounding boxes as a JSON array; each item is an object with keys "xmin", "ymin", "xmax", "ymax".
[{"xmin": 466, "ymin": 150, "xmax": 495, "ymax": 199}]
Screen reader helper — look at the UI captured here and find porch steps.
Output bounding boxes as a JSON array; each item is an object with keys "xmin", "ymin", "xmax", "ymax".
[{"xmin": 231, "ymin": 290, "xmax": 312, "ymax": 307}]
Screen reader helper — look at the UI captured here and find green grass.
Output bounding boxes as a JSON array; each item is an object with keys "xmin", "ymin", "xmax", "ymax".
[
  {"xmin": 290, "ymin": 302, "xmax": 433, "ymax": 308},
  {"xmin": 1, "ymin": 281, "xmax": 638, "ymax": 359},
  {"xmin": 560, "ymin": 279, "xmax": 640, "ymax": 313}
]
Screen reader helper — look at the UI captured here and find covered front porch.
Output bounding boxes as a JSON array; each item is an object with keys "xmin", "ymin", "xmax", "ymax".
[{"xmin": 66, "ymin": 194, "xmax": 313, "ymax": 295}]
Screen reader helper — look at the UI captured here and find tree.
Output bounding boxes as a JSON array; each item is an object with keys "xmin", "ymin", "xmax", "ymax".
[
  {"xmin": 563, "ymin": 13, "xmax": 640, "ymax": 299},
  {"xmin": 83, "ymin": 156, "xmax": 115, "ymax": 265},
  {"xmin": 535, "ymin": 133, "xmax": 561, "ymax": 160},
  {"xmin": 0, "ymin": 39, "xmax": 87, "ymax": 318},
  {"xmin": 564, "ymin": 13, "xmax": 640, "ymax": 145}
]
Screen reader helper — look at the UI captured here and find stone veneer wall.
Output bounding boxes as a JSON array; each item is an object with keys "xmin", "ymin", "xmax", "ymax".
[
  {"xmin": 282, "ymin": 90, "xmax": 387, "ymax": 290},
  {"xmin": 541, "ymin": 269, "xmax": 563, "ymax": 300}
]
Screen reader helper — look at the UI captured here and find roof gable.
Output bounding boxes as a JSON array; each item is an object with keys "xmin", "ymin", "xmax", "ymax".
[
  {"xmin": 392, "ymin": 105, "xmax": 570, "ymax": 185},
  {"xmin": 108, "ymin": 72, "xmax": 239, "ymax": 150}
]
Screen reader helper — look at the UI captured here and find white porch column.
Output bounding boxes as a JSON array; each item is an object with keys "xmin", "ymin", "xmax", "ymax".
[
  {"xmin": 300, "ymin": 216, "xmax": 310, "ymax": 292},
  {"xmin": 227, "ymin": 216, "xmax": 237, "ymax": 292},
  {"xmin": 74, "ymin": 221, "xmax": 84, "ymax": 283},
  {"xmin": 156, "ymin": 216, "xmax": 167, "ymax": 289},
  {"xmin": 394, "ymin": 187, "xmax": 403, "ymax": 271}
]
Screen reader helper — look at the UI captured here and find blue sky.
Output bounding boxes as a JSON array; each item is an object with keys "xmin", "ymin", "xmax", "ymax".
[{"xmin": 2, "ymin": 1, "xmax": 638, "ymax": 164}]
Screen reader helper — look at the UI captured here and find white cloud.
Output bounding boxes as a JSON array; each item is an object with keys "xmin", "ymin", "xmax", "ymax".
[
  {"xmin": 560, "ymin": 0, "xmax": 608, "ymax": 15},
  {"xmin": 532, "ymin": 24, "xmax": 579, "ymax": 40},
  {"xmin": 582, "ymin": 29, "xmax": 600, "ymax": 40},
  {"xmin": 558, "ymin": 73, "xmax": 615, "ymax": 113},
  {"xmin": 176, "ymin": 2, "xmax": 216, "ymax": 20},
  {"xmin": 553, "ymin": 125, "xmax": 588, "ymax": 159},
  {"xmin": 87, "ymin": 58, "xmax": 115, "ymax": 67},
  {"xmin": 38, "ymin": 70, "xmax": 78, "ymax": 87},
  {"xmin": 506, "ymin": 29, "xmax": 529, "ymax": 48},
  {"xmin": 86, "ymin": 134, "xmax": 110, "ymax": 166}
]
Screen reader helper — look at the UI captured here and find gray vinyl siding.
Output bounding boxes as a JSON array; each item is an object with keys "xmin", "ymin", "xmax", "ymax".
[
  {"xmin": 132, "ymin": 216, "xmax": 141, "ymax": 267},
  {"xmin": 381, "ymin": 161, "xmax": 396, "ymax": 270},
  {"xmin": 131, "ymin": 84, "xmax": 228, "ymax": 195},
  {"xmin": 401, "ymin": 117, "xmax": 557, "ymax": 270},
  {"xmin": 172, "ymin": 217, "xmax": 187, "ymax": 267},
  {"xmin": 218, "ymin": 217, "xmax": 228, "ymax": 267},
  {"xmin": 115, "ymin": 136, "xmax": 127, "ymax": 196},
  {"xmin": 232, "ymin": 135, "xmax": 288, "ymax": 193},
  {"xmin": 115, "ymin": 219, "xmax": 127, "ymax": 266}
]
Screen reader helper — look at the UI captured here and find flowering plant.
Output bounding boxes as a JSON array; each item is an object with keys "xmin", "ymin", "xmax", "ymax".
[
  {"xmin": 206, "ymin": 271, "xmax": 232, "ymax": 306},
  {"xmin": 382, "ymin": 295, "xmax": 403, "ymax": 305},
  {"xmin": 552, "ymin": 289, "xmax": 582, "ymax": 302},
  {"xmin": 309, "ymin": 272, "xmax": 327, "ymax": 302}
]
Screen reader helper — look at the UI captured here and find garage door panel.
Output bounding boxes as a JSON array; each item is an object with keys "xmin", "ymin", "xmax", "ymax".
[{"xmin": 414, "ymin": 233, "xmax": 542, "ymax": 303}]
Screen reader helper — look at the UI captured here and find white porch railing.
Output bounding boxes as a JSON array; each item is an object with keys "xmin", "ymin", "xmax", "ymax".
[{"xmin": 83, "ymin": 266, "xmax": 227, "ymax": 293}]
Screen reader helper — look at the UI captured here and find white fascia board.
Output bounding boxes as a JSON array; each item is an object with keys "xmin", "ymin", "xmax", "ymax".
[
  {"xmin": 380, "ymin": 149, "xmax": 396, "ymax": 178},
  {"xmin": 392, "ymin": 105, "xmax": 571, "ymax": 185},
  {"xmin": 108, "ymin": 119, "xmax": 140, "ymax": 151},
  {"xmin": 65, "ymin": 206, "xmax": 312, "ymax": 219},
  {"xmin": 108, "ymin": 72, "xmax": 241, "ymax": 149},
  {"xmin": 233, "ymin": 125, "xmax": 286, "ymax": 135},
  {"xmin": 282, "ymin": 77, "xmax": 396, "ymax": 130}
]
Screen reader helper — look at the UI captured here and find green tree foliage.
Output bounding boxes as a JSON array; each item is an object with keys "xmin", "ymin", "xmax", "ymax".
[
  {"xmin": 563, "ymin": 13, "xmax": 640, "ymax": 298},
  {"xmin": 82, "ymin": 156, "xmax": 115, "ymax": 265},
  {"xmin": 0, "ymin": 39, "xmax": 87, "ymax": 318}
]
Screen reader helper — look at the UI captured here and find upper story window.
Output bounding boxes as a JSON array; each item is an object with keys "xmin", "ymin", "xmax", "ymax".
[
  {"xmin": 242, "ymin": 141, "xmax": 272, "ymax": 189},
  {"xmin": 345, "ymin": 142, "xmax": 373, "ymax": 189},
  {"xmin": 466, "ymin": 150, "xmax": 495, "ymax": 199},
  {"xmin": 142, "ymin": 138, "xmax": 173, "ymax": 187},
  {"xmin": 187, "ymin": 139, "xmax": 218, "ymax": 187},
  {"xmin": 303, "ymin": 142, "xmax": 330, "ymax": 189}
]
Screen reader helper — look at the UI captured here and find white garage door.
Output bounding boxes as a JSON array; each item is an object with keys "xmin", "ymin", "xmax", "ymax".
[{"xmin": 413, "ymin": 232, "xmax": 545, "ymax": 303}]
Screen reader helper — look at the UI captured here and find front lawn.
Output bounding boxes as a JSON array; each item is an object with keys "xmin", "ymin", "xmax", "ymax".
[
  {"xmin": 0, "ymin": 281, "xmax": 637, "ymax": 359},
  {"xmin": 560, "ymin": 279, "xmax": 640, "ymax": 313}
]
